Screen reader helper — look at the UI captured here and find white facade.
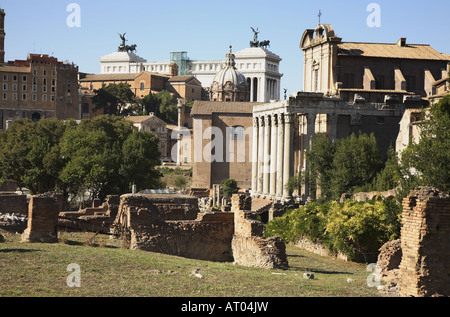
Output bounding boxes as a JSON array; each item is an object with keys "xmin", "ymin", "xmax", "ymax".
[{"xmin": 99, "ymin": 47, "xmax": 283, "ymax": 102}]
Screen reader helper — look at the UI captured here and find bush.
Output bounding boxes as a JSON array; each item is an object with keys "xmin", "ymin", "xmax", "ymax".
[{"xmin": 265, "ymin": 199, "xmax": 402, "ymax": 262}]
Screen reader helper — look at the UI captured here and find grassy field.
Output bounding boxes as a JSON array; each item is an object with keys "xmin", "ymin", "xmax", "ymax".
[{"xmin": 0, "ymin": 229, "xmax": 381, "ymax": 298}]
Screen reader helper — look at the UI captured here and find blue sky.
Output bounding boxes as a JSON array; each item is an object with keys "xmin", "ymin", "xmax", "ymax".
[{"xmin": 0, "ymin": 0, "xmax": 448, "ymax": 95}]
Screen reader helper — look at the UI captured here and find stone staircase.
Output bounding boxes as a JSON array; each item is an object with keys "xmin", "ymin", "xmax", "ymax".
[{"xmin": 251, "ymin": 197, "xmax": 273, "ymax": 214}]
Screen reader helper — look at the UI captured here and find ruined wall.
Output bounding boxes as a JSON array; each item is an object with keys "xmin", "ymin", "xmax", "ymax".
[
  {"xmin": 21, "ymin": 192, "xmax": 63, "ymax": 243},
  {"xmin": 0, "ymin": 193, "xmax": 28, "ymax": 215},
  {"xmin": 114, "ymin": 193, "xmax": 235, "ymax": 262},
  {"xmin": 398, "ymin": 187, "xmax": 450, "ymax": 297},
  {"xmin": 231, "ymin": 194, "xmax": 289, "ymax": 269}
]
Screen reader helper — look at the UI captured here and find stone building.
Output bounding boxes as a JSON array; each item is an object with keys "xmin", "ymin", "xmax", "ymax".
[
  {"xmin": 79, "ymin": 68, "xmax": 203, "ymax": 101},
  {"xmin": 98, "ymin": 30, "xmax": 283, "ymax": 102},
  {"xmin": 209, "ymin": 47, "xmax": 249, "ymax": 102},
  {"xmin": 251, "ymin": 92, "xmax": 419, "ymax": 202},
  {"xmin": 300, "ymin": 24, "xmax": 450, "ymax": 102},
  {"xmin": 0, "ymin": 9, "xmax": 79, "ymax": 130},
  {"xmin": 125, "ymin": 114, "xmax": 170, "ymax": 161},
  {"xmin": 0, "ymin": 53, "xmax": 79, "ymax": 130}
]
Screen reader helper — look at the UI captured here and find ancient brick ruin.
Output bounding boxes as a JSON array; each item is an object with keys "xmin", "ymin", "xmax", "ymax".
[
  {"xmin": 112, "ymin": 193, "xmax": 234, "ymax": 262},
  {"xmin": 21, "ymin": 192, "xmax": 63, "ymax": 243},
  {"xmin": 398, "ymin": 187, "xmax": 450, "ymax": 297},
  {"xmin": 111, "ymin": 193, "xmax": 288, "ymax": 268},
  {"xmin": 231, "ymin": 195, "xmax": 288, "ymax": 269}
]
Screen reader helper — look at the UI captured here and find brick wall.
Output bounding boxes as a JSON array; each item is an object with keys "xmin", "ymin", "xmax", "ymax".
[
  {"xmin": 21, "ymin": 192, "xmax": 63, "ymax": 243},
  {"xmin": 231, "ymin": 194, "xmax": 289, "ymax": 269},
  {"xmin": 0, "ymin": 193, "xmax": 28, "ymax": 215},
  {"xmin": 398, "ymin": 187, "xmax": 450, "ymax": 297}
]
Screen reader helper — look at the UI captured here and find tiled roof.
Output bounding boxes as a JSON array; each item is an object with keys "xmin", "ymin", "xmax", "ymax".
[
  {"xmin": 80, "ymin": 73, "xmax": 138, "ymax": 82},
  {"xmin": 191, "ymin": 101, "xmax": 263, "ymax": 116},
  {"xmin": 338, "ymin": 42, "xmax": 450, "ymax": 61}
]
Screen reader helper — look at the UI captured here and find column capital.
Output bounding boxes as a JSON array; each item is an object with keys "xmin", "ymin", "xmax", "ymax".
[
  {"xmin": 284, "ymin": 113, "xmax": 293, "ymax": 125},
  {"xmin": 264, "ymin": 115, "xmax": 272, "ymax": 127},
  {"xmin": 259, "ymin": 116, "xmax": 265, "ymax": 127},
  {"xmin": 271, "ymin": 114, "xmax": 278, "ymax": 127},
  {"xmin": 307, "ymin": 113, "xmax": 316, "ymax": 124},
  {"xmin": 253, "ymin": 117, "xmax": 259, "ymax": 128}
]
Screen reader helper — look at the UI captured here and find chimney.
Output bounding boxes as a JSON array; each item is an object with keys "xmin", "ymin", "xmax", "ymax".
[{"xmin": 397, "ymin": 38, "xmax": 407, "ymax": 47}]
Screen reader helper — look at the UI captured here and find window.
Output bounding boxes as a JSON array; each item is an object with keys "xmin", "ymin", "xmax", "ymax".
[
  {"xmin": 375, "ymin": 75, "xmax": 385, "ymax": 90},
  {"xmin": 51, "ymin": 95, "xmax": 55, "ymax": 102},
  {"xmin": 140, "ymin": 82, "xmax": 145, "ymax": 91},
  {"xmin": 12, "ymin": 93, "xmax": 17, "ymax": 100},
  {"xmin": 82, "ymin": 103, "xmax": 89, "ymax": 114},
  {"xmin": 3, "ymin": 93, "xmax": 6, "ymax": 100},
  {"xmin": 22, "ymin": 76, "xmax": 27, "ymax": 82},
  {"xmin": 33, "ymin": 70, "xmax": 37, "ymax": 76},
  {"xmin": 343, "ymin": 73, "xmax": 355, "ymax": 88},
  {"xmin": 3, "ymin": 74, "xmax": 7, "ymax": 81},
  {"xmin": 22, "ymin": 94, "xmax": 27, "ymax": 101},
  {"xmin": 231, "ymin": 126, "xmax": 245, "ymax": 141},
  {"xmin": 13, "ymin": 75, "xmax": 17, "ymax": 81},
  {"xmin": 22, "ymin": 85, "xmax": 27, "ymax": 91},
  {"xmin": 43, "ymin": 70, "xmax": 47, "ymax": 76},
  {"xmin": 12, "ymin": 84, "xmax": 17, "ymax": 91},
  {"xmin": 32, "ymin": 94, "xmax": 37, "ymax": 101},
  {"xmin": 42, "ymin": 94, "xmax": 47, "ymax": 101},
  {"xmin": 2, "ymin": 83, "xmax": 7, "ymax": 90}
]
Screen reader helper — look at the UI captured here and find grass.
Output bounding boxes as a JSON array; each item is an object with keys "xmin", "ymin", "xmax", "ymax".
[{"xmin": 0, "ymin": 229, "xmax": 381, "ymax": 297}]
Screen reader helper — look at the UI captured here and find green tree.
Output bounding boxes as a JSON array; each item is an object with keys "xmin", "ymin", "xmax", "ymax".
[
  {"xmin": 92, "ymin": 83, "xmax": 136, "ymax": 116},
  {"xmin": 306, "ymin": 133, "xmax": 337, "ymax": 200},
  {"xmin": 330, "ymin": 133, "xmax": 382, "ymax": 199},
  {"xmin": 221, "ymin": 179, "xmax": 239, "ymax": 199},
  {"xmin": 400, "ymin": 95, "xmax": 450, "ymax": 193},
  {"xmin": 156, "ymin": 90, "xmax": 178, "ymax": 123},
  {"xmin": 59, "ymin": 115, "xmax": 162, "ymax": 200},
  {"xmin": 0, "ymin": 118, "xmax": 73, "ymax": 195}
]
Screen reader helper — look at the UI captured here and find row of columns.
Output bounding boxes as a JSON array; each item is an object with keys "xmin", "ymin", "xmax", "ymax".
[
  {"xmin": 251, "ymin": 112, "xmax": 339, "ymax": 202},
  {"xmin": 251, "ymin": 112, "xmax": 294, "ymax": 201}
]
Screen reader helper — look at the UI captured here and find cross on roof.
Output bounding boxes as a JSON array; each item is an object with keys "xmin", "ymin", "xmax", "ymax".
[{"xmin": 318, "ymin": 10, "xmax": 322, "ymax": 25}]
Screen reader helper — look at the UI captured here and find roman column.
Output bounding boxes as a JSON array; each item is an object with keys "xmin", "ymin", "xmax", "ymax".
[
  {"xmin": 283, "ymin": 113, "xmax": 293, "ymax": 201},
  {"xmin": 251, "ymin": 117, "xmax": 259, "ymax": 197},
  {"xmin": 327, "ymin": 113, "xmax": 338, "ymax": 141},
  {"xmin": 276, "ymin": 113, "xmax": 285, "ymax": 200},
  {"xmin": 269, "ymin": 114, "xmax": 278, "ymax": 198},
  {"xmin": 263, "ymin": 115, "xmax": 271, "ymax": 197},
  {"xmin": 257, "ymin": 115, "xmax": 265, "ymax": 196},
  {"xmin": 304, "ymin": 113, "xmax": 317, "ymax": 200}
]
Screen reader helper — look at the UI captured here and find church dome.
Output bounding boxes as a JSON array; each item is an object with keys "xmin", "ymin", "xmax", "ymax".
[{"xmin": 210, "ymin": 46, "xmax": 249, "ymax": 102}]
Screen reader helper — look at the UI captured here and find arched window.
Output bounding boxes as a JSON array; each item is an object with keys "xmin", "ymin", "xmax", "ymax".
[
  {"xmin": 140, "ymin": 82, "xmax": 145, "ymax": 91},
  {"xmin": 232, "ymin": 125, "xmax": 244, "ymax": 141}
]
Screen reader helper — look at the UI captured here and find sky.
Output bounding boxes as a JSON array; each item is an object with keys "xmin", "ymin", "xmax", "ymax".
[{"xmin": 0, "ymin": 0, "xmax": 449, "ymax": 96}]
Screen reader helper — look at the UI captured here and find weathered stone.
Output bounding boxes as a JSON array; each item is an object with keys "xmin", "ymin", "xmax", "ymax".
[
  {"xmin": 398, "ymin": 187, "xmax": 450, "ymax": 297},
  {"xmin": 21, "ymin": 192, "xmax": 63, "ymax": 243}
]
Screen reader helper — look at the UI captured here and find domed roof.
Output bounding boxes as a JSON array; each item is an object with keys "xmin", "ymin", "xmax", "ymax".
[{"xmin": 212, "ymin": 46, "xmax": 247, "ymax": 89}]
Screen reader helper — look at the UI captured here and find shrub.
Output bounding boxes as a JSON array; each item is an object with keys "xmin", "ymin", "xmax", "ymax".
[{"xmin": 265, "ymin": 199, "xmax": 402, "ymax": 262}]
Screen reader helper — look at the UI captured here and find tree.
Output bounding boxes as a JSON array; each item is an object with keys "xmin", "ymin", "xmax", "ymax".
[
  {"xmin": 330, "ymin": 133, "xmax": 382, "ymax": 199},
  {"xmin": 92, "ymin": 83, "xmax": 136, "ymax": 116},
  {"xmin": 221, "ymin": 179, "xmax": 239, "ymax": 199},
  {"xmin": 0, "ymin": 118, "xmax": 74, "ymax": 195},
  {"xmin": 400, "ymin": 95, "xmax": 450, "ymax": 193},
  {"xmin": 306, "ymin": 133, "xmax": 336, "ymax": 200},
  {"xmin": 155, "ymin": 90, "xmax": 178, "ymax": 123},
  {"xmin": 59, "ymin": 115, "xmax": 162, "ymax": 200}
]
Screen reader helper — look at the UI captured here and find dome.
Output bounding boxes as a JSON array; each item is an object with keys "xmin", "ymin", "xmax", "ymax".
[{"xmin": 210, "ymin": 46, "xmax": 249, "ymax": 102}]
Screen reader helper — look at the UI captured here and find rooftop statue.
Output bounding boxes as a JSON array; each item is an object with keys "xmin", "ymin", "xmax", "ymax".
[{"xmin": 117, "ymin": 32, "xmax": 137, "ymax": 54}]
